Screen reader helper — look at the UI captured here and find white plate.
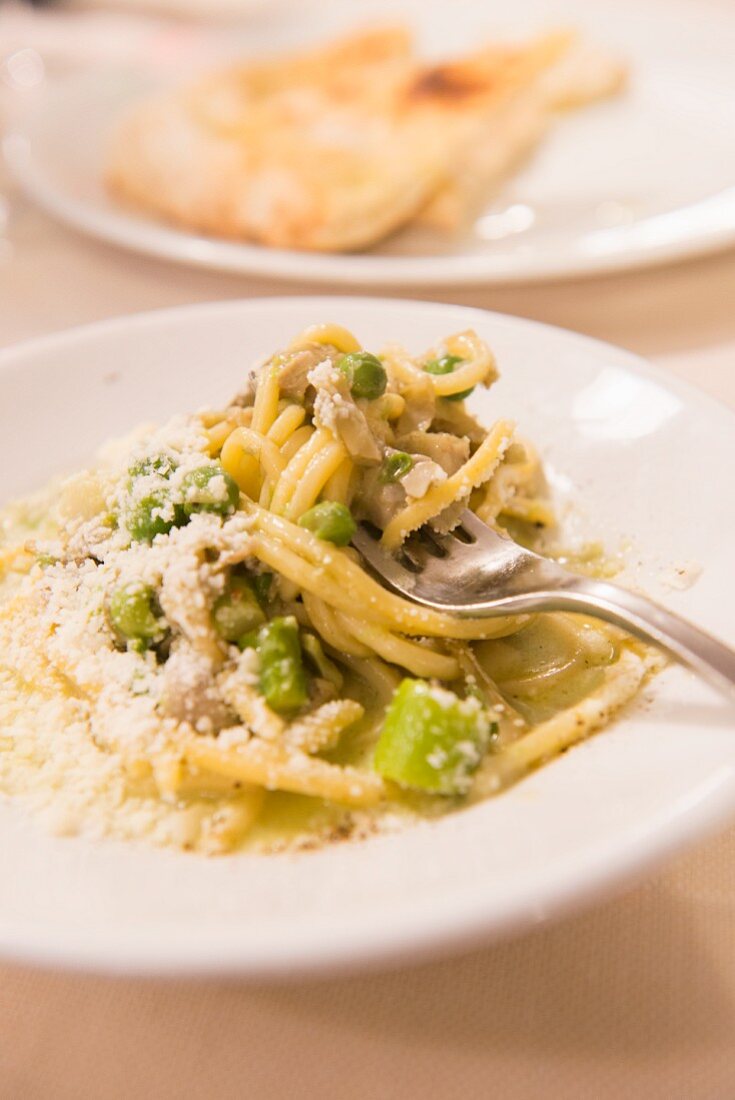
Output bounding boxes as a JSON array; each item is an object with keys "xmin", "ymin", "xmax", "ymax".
[
  {"xmin": 5, "ymin": 0, "xmax": 735, "ymax": 286},
  {"xmin": 1, "ymin": 297, "xmax": 734, "ymax": 978}
]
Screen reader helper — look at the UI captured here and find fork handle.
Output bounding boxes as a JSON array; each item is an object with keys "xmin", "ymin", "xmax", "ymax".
[{"xmin": 513, "ymin": 577, "xmax": 735, "ymax": 704}]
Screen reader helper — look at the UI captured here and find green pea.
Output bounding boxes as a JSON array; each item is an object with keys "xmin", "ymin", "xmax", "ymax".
[
  {"xmin": 180, "ymin": 465, "xmax": 239, "ymax": 517},
  {"xmin": 128, "ymin": 453, "xmax": 176, "ymax": 484},
  {"xmin": 337, "ymin": 352, "xmax": 387, "ymax": 400},
  {"xmin": 126, "ymin": 453, "xmax": 182, "ymax": 542},
  {"xmin": 256, "ymin": 616, "xmax": 309, "ymax": 714},
  {"xmin": 298, "ymin": 501, "xmax": 356, "ymax": 546},
  {"xmin": 380, "ymin": 451, "xmax": 414, "ymax": 484},
  {"xmin": 212, "ymin": 575, "xmax": 265, "ymax": 643},
  {"xmin": 374, "ymin": 679, "xmax": 493, "ymax": 795},
  {"xmin": 424, "ymin": 354, "xmax": 462, "ymax": 376},
  {"xmin": 108, "ymin": 582, "xmax": 164, "ymax": 649},
  {"xmin": 424, "ymin": 354, "xmax": 474, "ymax": 401},
  {"xmin": 127, "ymin": 492, "xmax": 179, "ymax": 542}
]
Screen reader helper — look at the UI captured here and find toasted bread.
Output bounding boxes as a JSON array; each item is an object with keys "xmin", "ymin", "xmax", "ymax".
[
  {"xmin": 106, "ymin": 25, "xmax": 625, "ymax": 251},
  {"xmin": 417, "ymin": 37, "xmax": 627, "ymax": 231}
]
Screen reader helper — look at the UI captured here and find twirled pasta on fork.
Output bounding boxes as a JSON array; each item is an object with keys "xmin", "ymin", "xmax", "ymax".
[{"xmin": 0, "ymin": 325, "xmax": 653, "ymax": 852}]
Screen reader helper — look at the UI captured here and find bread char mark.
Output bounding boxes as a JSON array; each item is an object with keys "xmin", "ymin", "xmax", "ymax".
[{"xmin": 408, "ymin": 64, "xmax": 492, "ymax": 103}]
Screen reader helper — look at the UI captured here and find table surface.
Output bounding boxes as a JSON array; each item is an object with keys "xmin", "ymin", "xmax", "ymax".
[{"xmin": 2, "ymin": 164, "xmax": 735, "ymax": 1100}]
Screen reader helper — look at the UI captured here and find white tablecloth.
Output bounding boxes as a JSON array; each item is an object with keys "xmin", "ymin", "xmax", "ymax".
[{"xmin": 2, "ymin": 170, "xmax": 735, "ymax": 1099}]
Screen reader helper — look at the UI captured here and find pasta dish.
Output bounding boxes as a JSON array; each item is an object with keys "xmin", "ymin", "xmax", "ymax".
[{"xmin": 0, "ymin": 324, "xmax": 653, "ymax": 853}]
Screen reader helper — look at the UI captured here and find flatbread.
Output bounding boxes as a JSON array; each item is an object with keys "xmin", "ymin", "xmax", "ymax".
[
  {"xmin": 106, "ymin": 25, "xmax": 625, "ymax": 251},
  {"xmin": 417, "ymin": 39, "xmax": 627, "ymax": 231}
]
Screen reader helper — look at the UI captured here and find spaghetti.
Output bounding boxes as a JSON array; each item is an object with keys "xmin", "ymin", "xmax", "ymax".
[{"xmin": 0, "ymin": 326, "xmax": 652, "ymax": 853}]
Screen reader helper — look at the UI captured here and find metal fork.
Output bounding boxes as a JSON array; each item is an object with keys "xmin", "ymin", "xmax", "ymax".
[{"xmin": 352, "ymin": 510, "xmax": 735, "ymax": 703}]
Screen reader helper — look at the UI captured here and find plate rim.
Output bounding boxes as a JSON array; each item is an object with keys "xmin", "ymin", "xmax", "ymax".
[
  {"xmin": 2, "ymin": 294, "xmax": 734, "ymax": 427},
  {"xmin": 1, "ymin": 295, "xmax": 735, "ymax": 979}
]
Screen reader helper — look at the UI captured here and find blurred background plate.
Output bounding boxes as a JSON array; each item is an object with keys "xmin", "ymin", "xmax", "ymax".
[{"xmin": 4, "ymin": 0, "xmax": 735, "ymax": 285}]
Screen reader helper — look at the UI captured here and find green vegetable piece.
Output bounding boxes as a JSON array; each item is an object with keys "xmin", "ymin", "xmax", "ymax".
[
  {"xmin": 302, "ymin": 632, "xmax": 343, "ymax": 689},
  {"xmin": 180, "ymin": 465, "xmax": 239, "ymax": 517},
  {"xmin": 127, "ymin": 492, "xmax": 178, "ymax": 542},
  {"xmin": 126, "ymin": 455, "xmax": 181, "ymax": 541},
  {"xmin": 213, "ymin": 575, "xmax": 265, "ymax": 643},
  {"xmin": 35, "ymin": 552, "xmax": 59, "ymax": 568},
  {"xmin": 256, "ymin": 616, "xmax": 309, "ymax": 714},
  {"xmin": 373, "ymin": 679, "xmax": 492, "ymax": 795},
  {"xmin": 337, "ymin": 352, "xmax": 387, "ymax": 400},
  {"xmin": 424, "ymin": 354, "xmax": 473, "ymax": 402},
  {"xmin": 252, "ymin": 572, "xmax": 273, "ymax": 607},
  {"xmin": 424, "ymin": 354, "xmax": 462, "ymax": 376},
  {"xmin": 128, "ymin": 453, "xmax": 176, "ymax": 484},
  {"xmin": 380, "ymin": 451, "xmax": 414, "ymax": 484},
  {"xmin": 298, "ymin": 501, "xmax": 356, "ymax": 546},
  {"xmin": 109, "ymin": 582, "xmax": 164, "ymax": 649}
]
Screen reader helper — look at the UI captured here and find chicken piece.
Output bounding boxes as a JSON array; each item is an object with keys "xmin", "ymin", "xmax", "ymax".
[
  {"xmin": 353, "ymin": 469, "xmax": 406, "ymax": 531},
  {"xmin": 160, "ymin": 647, "xmax": 233, "ymax": 734},
  {"xmin": 398, "ymin": 430, "xmax": 469, "ymax": 476},
  {"xmin": 354, "ymin": 450, "xmax": 447, "ymax": 531},
  {"xmin": 275, "ymin": 345, "xmax": 335, "ymax": 401},
  {"xmin": 395, "ymin": 376, "xmax": 436, "ymax": 435},
  {"xmin": 308, "ymin": 359, "xmax": 382, "ymax": 464}
]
